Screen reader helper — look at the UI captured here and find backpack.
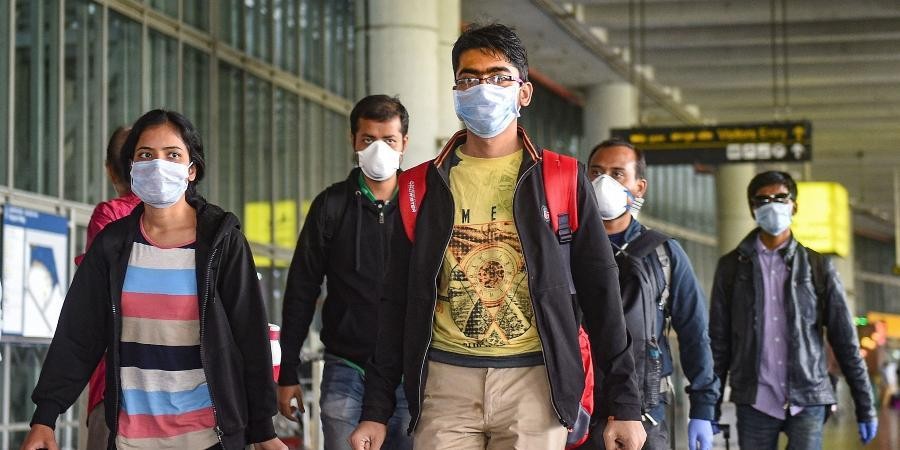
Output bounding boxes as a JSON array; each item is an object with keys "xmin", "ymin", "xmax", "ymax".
[
  {"xmin": 614, "ymin": 229, "xmax": 672, "ymax": 419},
  {"xmin": 398, "ymin": 149, "xmax": 594, "ymax": 448}
]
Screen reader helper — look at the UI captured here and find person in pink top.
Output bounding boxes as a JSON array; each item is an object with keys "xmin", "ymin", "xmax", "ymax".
[{"xmin": 77, "ymin": 126, "xmax": 141, "ymax": 450}]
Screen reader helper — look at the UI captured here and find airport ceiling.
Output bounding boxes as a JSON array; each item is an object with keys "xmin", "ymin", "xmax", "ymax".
[{"xmin": 463, "ymin": 0, "xmax": 900, "ymax": 233}]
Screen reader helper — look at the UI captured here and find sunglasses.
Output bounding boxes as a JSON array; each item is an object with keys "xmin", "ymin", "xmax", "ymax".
[{"xmin": 751, "ymin": 192, "xmax": 792, "ymax": 207}]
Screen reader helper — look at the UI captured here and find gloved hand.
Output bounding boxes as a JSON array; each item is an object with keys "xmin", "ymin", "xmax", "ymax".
[
  {"xmin": 687, "ymin": 419, "xmax": 713, "ymax": 450},
  {"xmin": 858, "ymin": 419, "xmax": 878, "ymax": 444}
]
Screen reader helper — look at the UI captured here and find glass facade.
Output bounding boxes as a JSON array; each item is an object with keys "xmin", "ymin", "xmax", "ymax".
[{"xmin": 0, "ymin": 1, "xmax": 356, "ymax": 448}]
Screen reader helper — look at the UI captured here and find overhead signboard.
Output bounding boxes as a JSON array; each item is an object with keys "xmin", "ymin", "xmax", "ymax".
[
  {"xmin": 2, "ymin": 205, "xmax": 69, "ymax": 338},
  {"xmin": 792, "ymin": 182, "xmax": 850, "ymax": 257},
  {"xmin": 610, "ymin": 120, "xmax": 812, "ymax": 165}
]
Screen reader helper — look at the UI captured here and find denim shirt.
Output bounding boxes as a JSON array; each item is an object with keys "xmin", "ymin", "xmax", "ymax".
[{"xmin": 616, "ymin": 218, "xmax": 721, "ymax": 421}]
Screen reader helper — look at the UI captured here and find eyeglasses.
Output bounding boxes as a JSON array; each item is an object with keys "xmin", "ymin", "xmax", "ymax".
[
  {"xmin": 453, "ymin": 74, "xmax": 523, "ymax": 90},
  {"xmin": 751, "ymin": 193, "xmax": 792, "ymax": 207}
]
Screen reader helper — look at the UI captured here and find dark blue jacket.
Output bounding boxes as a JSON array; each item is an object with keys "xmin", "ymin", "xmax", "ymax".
[{"xmin": 612, "ymin": 218, "xmax": 720, "ymax": 421}]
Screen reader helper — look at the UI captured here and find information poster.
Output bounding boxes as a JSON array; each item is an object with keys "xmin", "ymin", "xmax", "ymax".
[{"xmin": 2, "ymin": 205, "xmax": 69, "ymax": 338}]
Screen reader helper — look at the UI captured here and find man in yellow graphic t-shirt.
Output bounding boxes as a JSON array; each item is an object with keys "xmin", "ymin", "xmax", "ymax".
[
  {"xmin": 351, "ymin": 23, "xmax": 645, "ymax": 450},
  {"xmin": 431, "ymin": 149, "xmax": 542, "ymax": 358}
]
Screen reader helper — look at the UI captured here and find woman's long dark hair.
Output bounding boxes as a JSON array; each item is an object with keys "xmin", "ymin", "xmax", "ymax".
[{"xmin": 120, "ymin": 109, "xmax": 207, "ymax": 201}]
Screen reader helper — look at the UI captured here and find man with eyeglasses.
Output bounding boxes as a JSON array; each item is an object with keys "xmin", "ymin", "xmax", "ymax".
[
  {"xmin": 709, "ymin": 170, "xmax": 878, "ymax": 450},
  {"xmin": 349, "ymin": 23, "xmax": 645, "ymax": 450}
]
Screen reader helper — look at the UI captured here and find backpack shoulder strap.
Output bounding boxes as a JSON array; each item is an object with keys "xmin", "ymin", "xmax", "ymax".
[
  {"xmin": 398, "ymin": 161, "xmax": 431, "ymax": 244},
  {"xmin": 542, "ymin": 149, "xmax": 580, "ymax": 241},
  {"xmin": 623, "ymin": 229, "xmax": 670, "ymax": 259},
  {"xmin": 655, "ymin": 243, "xmax": 672, "ymax": 316},
  {"xmin": 321, "ymin": 181, "xmax": 351, "ymax": 243}
]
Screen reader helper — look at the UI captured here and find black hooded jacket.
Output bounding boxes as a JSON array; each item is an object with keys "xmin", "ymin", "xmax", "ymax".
[
  {"xmin": 30, "ymin": 197, "xmax": 277, "ymax": 449},
  {"xmin": 360, "ymin": 128, "xmax": 641, "ymax": 433},
  {"xmin": 278, "ymin": 168, "xmax": 397, "ymax": 385}
]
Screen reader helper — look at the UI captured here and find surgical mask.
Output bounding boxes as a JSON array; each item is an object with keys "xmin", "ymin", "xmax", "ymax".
[
  {"xmin": 130, "ymin": 159, "xmax": 191, "ymax": 208},
  {"xmin": 591, "ymin": 175, "xmax": 634, "ymax": 220},
  {"xmin": 453, "ymin": 84, "xmax": 520, "ymax": 138},
  {"xmin": 630, "ymin": 196, "xmax": 645, "ymax": 219},
  {"xmin": 754, "ymin": 202, "xmax": 793, "ymax": 235},
  {"xmin": 357, "ymin": 140, "xmax": 401, "ymax": 181}
]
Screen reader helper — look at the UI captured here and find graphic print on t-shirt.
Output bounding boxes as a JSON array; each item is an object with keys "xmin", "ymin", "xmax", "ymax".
[{"xmin": 431, "ymin": 149, "xmax": 541, "ymax": 357}]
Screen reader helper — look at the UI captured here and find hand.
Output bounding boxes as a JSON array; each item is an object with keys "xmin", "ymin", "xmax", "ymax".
[
  {"xmin": 19, "ymin": 424, "xmax": 59, "ymax": 450},
  {"xmin": 277, "ymin": 384, "xmax": 305, "ymax": 421},
  {"xmin": 349, "ymin": 420, "xmax": 387, "ymax": 450},
  {"xmin": 687, "ymin": 419, "xmax": 713, "ymax": 450},
  {"xmin": 857, "ymin": 419, "xmax": 878, "ymax": 444},
  {"xmin": 253, "ymin": 438, "xmax": 288, "ymax": 450},
  {"xmin": 602, "ymin": 419, "xmax": 646, "ymax": 450}
]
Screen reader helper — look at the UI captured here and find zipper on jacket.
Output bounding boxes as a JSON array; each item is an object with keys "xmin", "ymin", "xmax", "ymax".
[
  {"xmin": 410, "ymin": 173, "xmax": 455, "ymax": 433},
  {"xmin": 378, "ymin": 203, "xmax": 384, "ymax": 224},
  {"xmin": 511, "ymin": 160, "xmax": 567, "ymax": 427},
  {"xmin": 200, "ymin": 246, "xmax": 225, "ymax": 448},
  {"xmin": 112, "ymin": 293, "xmax": 122, "ymax": 440}
]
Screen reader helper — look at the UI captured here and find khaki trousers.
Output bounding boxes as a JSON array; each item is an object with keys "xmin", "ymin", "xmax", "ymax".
[{"xmin": 413, "ymin": 361, "xmax": 568, "ymax": 450}]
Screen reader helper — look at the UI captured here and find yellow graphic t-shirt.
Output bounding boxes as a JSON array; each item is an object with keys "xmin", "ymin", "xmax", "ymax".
[{"xmin": 431, "ymin": 148, "xmax": 542, "ymax": 358}]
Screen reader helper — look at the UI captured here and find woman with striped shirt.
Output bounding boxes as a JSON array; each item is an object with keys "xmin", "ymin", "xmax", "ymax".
[{"xmin": 23, "ymin": 110, "xmax": 287, "ymax": 450}]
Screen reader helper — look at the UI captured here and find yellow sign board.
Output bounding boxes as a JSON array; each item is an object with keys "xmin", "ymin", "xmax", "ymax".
[
  {"xmin": 867, "ymin": 312, "xmax": 900, "ymax": 339},
  {"xmin": 792, "ymin": 182, "xmax": 850, "ymax": 257},
  {"xmin": 245, "ymin": 200, "xmax": 299, "ymax": 267}
]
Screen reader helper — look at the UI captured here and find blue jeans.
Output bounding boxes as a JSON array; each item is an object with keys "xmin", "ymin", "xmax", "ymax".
[
  {"xmin": 736, "ymin": 404, "xmax": 826, "ymax": 450},
  {"xmin": 320, "ymin": 355, "xmax": 412, "ymax": 450}
]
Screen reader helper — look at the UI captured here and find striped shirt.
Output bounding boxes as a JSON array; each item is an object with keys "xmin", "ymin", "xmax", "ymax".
[{"xmin": 116, "ymin": 225, "xmax": 219, "ymax": 449}]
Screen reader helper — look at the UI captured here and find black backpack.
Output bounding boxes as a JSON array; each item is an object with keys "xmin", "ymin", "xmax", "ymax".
[{"xmin": 614, "ymin": 228, "xmax": 672, "ymax": 419}]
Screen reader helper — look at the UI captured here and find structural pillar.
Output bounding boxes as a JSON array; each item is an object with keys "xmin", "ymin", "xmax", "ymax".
[
  {"xmin": 358, "ymin": 0, "xmax": 443, "ymax": 168},
  {"xmin": 583, "ymin": 81, "xmax": 638, "ymax": 157},
  {"xmin": 436, "ymin": 0, "xmax": 461, "ymax": 147},
  {"xmin": 715, "ymin": 164, "xmax": 757, "ymax": 255}
]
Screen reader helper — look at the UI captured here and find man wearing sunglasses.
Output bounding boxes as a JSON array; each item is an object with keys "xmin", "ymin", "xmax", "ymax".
[{"xmin": 709, "ymin": 171, "xmax": 878, "ymax": 450}]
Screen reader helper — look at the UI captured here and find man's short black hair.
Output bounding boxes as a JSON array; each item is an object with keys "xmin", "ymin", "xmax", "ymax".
[
  {"xmin": 747, "ymin": 170, "xmax": 798, "ymax": 207},
  {"xmin": 588, "ymin": 138, "xmax": 647, "ymax": 180},
  {"xmin": 350, "ymin": 95, "xmax": 409, "ymax": 136},
  {"xmin": 452, "ymin": 23, "xmax": 529, "ymax": 82},
  {"xmin": 106, "ymin": 125, "xmax": 132, "ymax": 185}
]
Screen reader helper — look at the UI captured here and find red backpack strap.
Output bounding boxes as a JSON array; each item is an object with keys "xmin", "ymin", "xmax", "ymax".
[
  {"xmin": 398, "ymin": 161, "xmax": 431, "ymax": 243},
  {"xmin": 542, "ymin": 149, "xmax": 580, "ymax": 242}
]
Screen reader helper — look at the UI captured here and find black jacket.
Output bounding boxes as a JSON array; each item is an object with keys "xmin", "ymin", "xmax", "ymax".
[
  {"xmin": 360, "ymin": 128, "xmax": 641, "ymax": 433},
  {"xmin": 30, "ymin": 197, "xmax": 277, "ymax": 449},
  {"xmin": 710, "ymin": 229, "xmax": 875, "ymax": 422},
  {"xmin": 279, "ymin": 168, "xmax": 396, "ymax": 385}
]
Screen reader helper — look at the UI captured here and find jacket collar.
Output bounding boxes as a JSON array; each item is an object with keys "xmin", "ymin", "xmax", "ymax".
[
  {"xmin": 737, "ymin": 228, "xmax": 798, "ymax": 260},
  {"xmin": 433, "ymin": 126, "xmax": 542, "ymax": 169},
  {"xmin": 127, "ymin": 195, "xmax": 238, "ymax": 249}
]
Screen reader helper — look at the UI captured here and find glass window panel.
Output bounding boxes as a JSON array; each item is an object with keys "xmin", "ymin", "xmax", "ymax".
[
  {"xmin": 148, "ymin": 30, "xmax": 178, "ymax": 110},
  {"xmin": 149, "ymin": 0, "xmax": 179, "ymax": 19},
  {"xmin": 243, "ymin": 75, "xmax": 272, "ymax": 248},
  {"xmin": 300, "ymin": 0, "xmax": 322, "ymax": 86},
  {"xmin": 0, "ymin": 1, "xmax": 9, "ymax": 186},
  {"xmin": 304, "ymin": 100, "xmax": 324, "ymax": 195},
  {"xmin": 216, "ymin": 62, "xmax": 243, "ymax": 216},
  {"xmin": 183, "ymin": 0, "xmax": 209, "ymax": 31},
  {"xmin": 273, "ymin": 0, "xmax": 298, "ymax": 73},
  {"xmin": 219, "ymin": 0, "xmax": 242, "ymax": 49},
  {"xmin": 274, "ymin": 88, "xmax": 299, "ymax": 263},
  {"xmin": 107, "ymin": 11, "xmax": 141, "ymax": 163},
  {"xmin": 14, "ymin": 0, "xmax": 61, "ymax": 196},
  {"xmin": 182, "ymin": 45, "xmax": 209, "ymax": 143},
  {"xmin": 245, "ymin": 0, "xmax": 271, "ymax": 61},
  {"xmin": 63, "ymin": 0, "xmax": 103, "ymax": 204},
  {"xmin": 10, "ymin": 344, "xmax": 50, "ymax": 423}
]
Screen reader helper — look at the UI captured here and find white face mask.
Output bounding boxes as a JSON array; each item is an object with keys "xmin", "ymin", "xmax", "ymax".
[
  {"xmin": 754, "ymin": 202, "xmax": 793, "ymax": 236},
  {"xmin": 453, "ymin": 84, "xmax": 521, "ymax": 138},
  {"xmin": 130, "ymin": 159, "xmax": 191, "ymax": 208},
  {"xmin": 591, "ymin": 174, "xmax": 634, "ymax": 220},
  {"xmin": 357, "ymin": 140, "xmax": 401, "ymax": 181}
]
